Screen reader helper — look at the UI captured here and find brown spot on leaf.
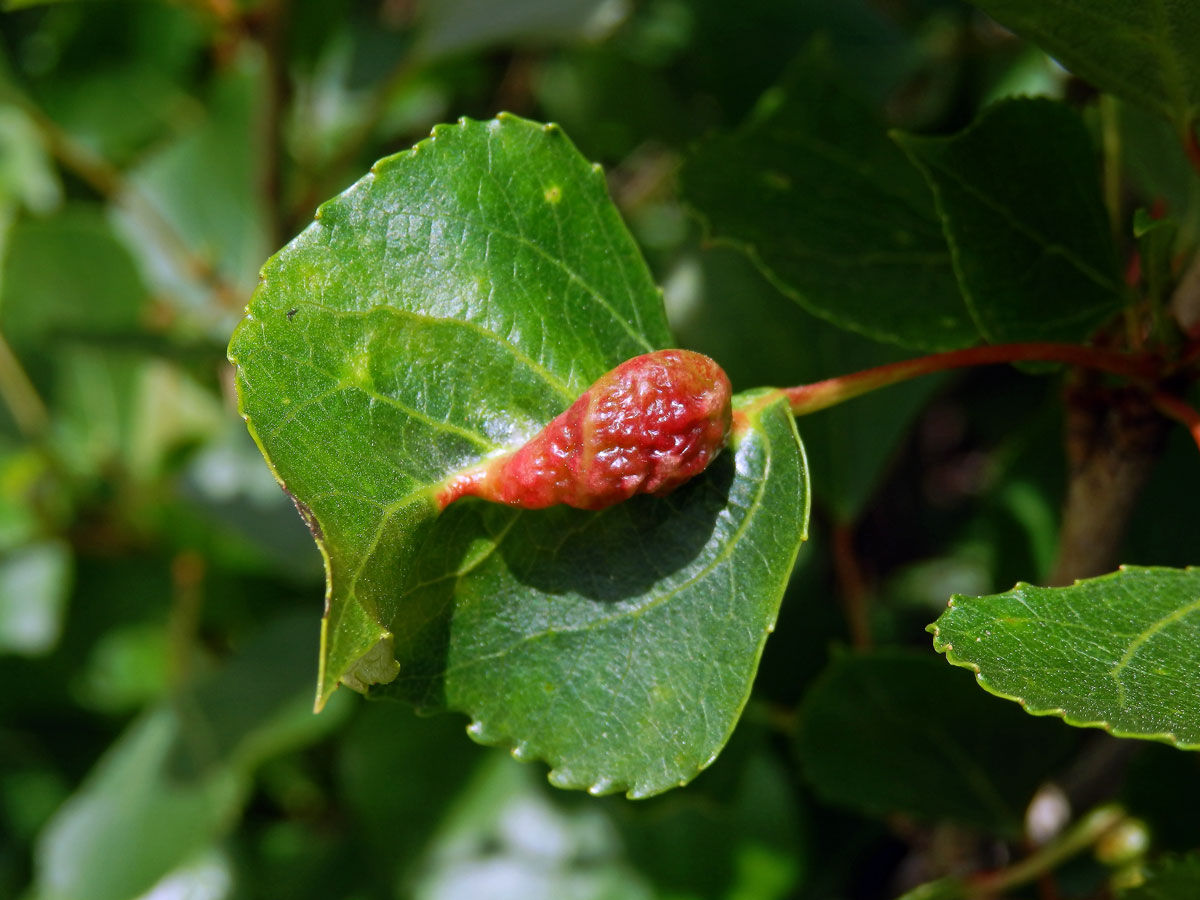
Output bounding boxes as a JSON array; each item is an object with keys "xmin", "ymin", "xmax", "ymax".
[{"xmin": 282, "ymin": 485, "xmax": 323, "ymax": 541}]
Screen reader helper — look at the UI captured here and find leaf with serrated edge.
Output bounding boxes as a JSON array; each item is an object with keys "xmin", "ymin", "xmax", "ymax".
[
  {"xmin": 229, "ymin": 115, "xmax": 810, "ymax": 797},
  {"xmin": 929, "ymin": 566, "xmax": 1200, "ymax": 747}
]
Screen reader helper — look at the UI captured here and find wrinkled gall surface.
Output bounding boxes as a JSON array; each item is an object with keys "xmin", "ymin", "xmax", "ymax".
[{"xmin": 438, "ymin": 350, "xmax": 733, "ymax": 511}]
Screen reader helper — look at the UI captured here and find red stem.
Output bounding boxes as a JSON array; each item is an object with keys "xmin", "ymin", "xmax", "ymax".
[
  {"xmin": 831, "ymin": 523, "xmax": 872, "ymax": 650},
  {"xmin": 1151, "ymin": 391, "xmax": 1200, "ymax": 454},
  {"xmin": 784, "ymin": 342, "xmax": 1158, "ymax": 417}
]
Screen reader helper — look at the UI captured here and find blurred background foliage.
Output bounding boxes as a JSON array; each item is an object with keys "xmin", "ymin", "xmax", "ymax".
[{"xmin": 1, "ymin": 1, "xmax": 1198, "ymax": 898}]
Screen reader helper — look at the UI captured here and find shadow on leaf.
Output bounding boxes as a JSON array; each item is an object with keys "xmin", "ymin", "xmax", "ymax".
[{"xmin": 378, "ymin": 452, "xmax": 734, "ymax": 711}]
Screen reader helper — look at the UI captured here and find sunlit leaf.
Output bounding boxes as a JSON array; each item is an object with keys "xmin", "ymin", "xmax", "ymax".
[
  {"xmin": 229, "ymin": 114, "xmax": 809, "ymax": 796},
  {"xmin": 930, "ymin": 567, "xmax": 1200, "ymax": 746}
]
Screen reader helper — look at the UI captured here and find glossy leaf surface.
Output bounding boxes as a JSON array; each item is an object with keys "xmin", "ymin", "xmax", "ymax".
[
  {"xmin": 969, "ymin": 0, "xmax": 1200, "ymax": 131},
  {"xmin": 230, "ymin": 114, "xmax": 809, "ymax": 797},
  {"xmin": 895, "ymin": 98, "xmax": 1125, "ymax": 344},
  {"xmin": 930, "ymin": 567, "xmax": 1200, "ymax": 746}
]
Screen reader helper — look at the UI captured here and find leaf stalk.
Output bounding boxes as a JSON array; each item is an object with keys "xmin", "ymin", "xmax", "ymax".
[{"xmin": 784, "ymin": 342, "xmax": 1160, "ymax": 417}]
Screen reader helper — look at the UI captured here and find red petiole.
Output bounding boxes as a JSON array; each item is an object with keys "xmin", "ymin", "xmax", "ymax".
[
  {"xmin": 737, "ymin": 339, "xmax": 1200, "ymax": 457},
  {"xmin": 783, "ymin": 341, "xmax": 1160, "ymax": 417}
]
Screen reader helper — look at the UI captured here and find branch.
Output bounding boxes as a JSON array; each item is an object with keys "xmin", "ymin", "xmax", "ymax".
[
  {"xmin": 1151, "ymin": 391, "xmax": 1200, "ymax": 454},
  {"xmin": 0, "ymin": 331, "xmax": 48, "ymax": 438},
  {"xmin": 289, "ymin": 54, "xmax": 420, "ymax": 226},
  {"xmin": 964, "ymin": 805, "xmax": 1126, "ymax": 898},
  {"xmin": 247, "ymin": 0, "xmax": 291, "ymax": 250},
  {"xmin": 784, "ymin": 342, "xmax": 1159, "ymax": 417},
  {"xmin": 1049, "ymin": 378, "xmax": 1168, "ymax": 584},
  {"xmin": 3, "ymin": 85, "xmax": 241, "ymax": 309},
  {"xmin": 832, "ymin": 523, "xmax": 872, "ymax": 650}
]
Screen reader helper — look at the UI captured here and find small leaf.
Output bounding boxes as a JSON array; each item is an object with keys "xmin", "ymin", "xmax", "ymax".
[
  {"xmin": 895, "ymin": 98, "xmax": 1126, "ymax": 344},
  {"xmin": 929, "ymin": 566, "xmax": 1200, "ymax": 746},
  {"xmin": 796, "ymin": 650, "xmax": 1074, "ymax": 835},
  {"xmin": 681, "ymin": 50, "xmax": 977, "ymax": 351},
  {"xmin": 230, "ymin": 114, "xmax": 810, "ymax": 797},
  {"xmin": 0, "ymin": 539, "xmax": 72, "ymax": 656},
  {"xmin": 1, "ymin": 205, "xmax": 147, "ymax": 350},
  {"xmin": 33, "ymin": 706, "xmax": 243, "ymax": 900},
  {"xmin": 31, "ymin": 616, "xmax": 349, "ymax": 900},
  {"xmin": 1121, "ymin": 854, "xmax": 1200, "ymax": 899},
  {"xmin": 968, "ymin": 0, "xmax": 1200, "ymax": 133}
]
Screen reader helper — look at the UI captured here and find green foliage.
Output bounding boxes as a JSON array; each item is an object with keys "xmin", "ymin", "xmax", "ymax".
[
  {"xmin": 32, "ymin": 617, "xmax": 351, "ymax": 900},
  {"xmin": 682, "ymin": 51, "xmax": 975, "ymax": 351},
  {"xmin": 895, "ymin": 98, "xmax": 1126, "ymax": 343},
  {"xmin": 4, "ymin": 0, "xmax": 1200, "ymax": 898},
  {"xmin": 931, "ymin": 568, "xmax": 1200, "ymax": 746},
  {"xmin": 797, "ymin": 650, "xmax": 1075, "ymax": 835},
  {"xmin": 1121, "ymin": 856, "xmax": 1200, "ymax": 898},
  {"xmin": 231, "ymin": 113, "xmax": 808, "ymax": 796},
  {"xmin": 967, "ymin": 0, "xmax": 1200, "ymax": 132}
]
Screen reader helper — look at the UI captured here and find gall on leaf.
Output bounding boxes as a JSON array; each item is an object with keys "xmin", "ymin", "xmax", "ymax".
[{"xmin": 437, "ymin": 349, "xmax": 733, "ymax": 511}]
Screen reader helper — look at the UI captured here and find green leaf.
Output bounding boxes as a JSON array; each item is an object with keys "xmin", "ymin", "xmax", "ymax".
[
  {"xmin": 0, "ymin": 539, "xmax": 71, "ymax": 656},
  {"xmin": 0, "ymin": 105, "xmax": 61, "ymax": 215},
  {"xmin": 378, "ymin": 392, "xmax": 805, "ymax": 799},
  {"xmin": 229, "ymin": 114, "xmax": 809, "ymax": 797},
  {"xmin": 1121, "ymin": 855, "xmax": 1200, "ymax": 899},
  {"xmin": 32, "ymin": 706, "xmax": 243, "ymax": 900},
  {"xmin": 0, "ymin": 205, "xmax": 147, "ymax": 351},
  {"xmin": 895, "ymin": 98, "xmax": 1126, "ymax": 344},
  {"xmin": 681, "ymin": 51, "xmax": 977, "ymax": 351},
  {"xmin": 668, "ymin": 246, "xmax": 943, "ymax": 521},
  {"xmin": 929, "ymin": 566, "xmax": 1200, "ymax": 746},
  {"xmin": 968, "ymin": 0, "xmax": 1200, "ymax": 132},
  {"xmin": 31, "ymin": 616, "xmax": 350, "ymax": 900},
  {"xmin": 411, "ymin": 754, "xmax": 655, "ymax": 900},
  {"xmin": 607, "ymin": 724, "xmax": 806, "ymax": 899},
  {"xmin": 117, "ymin": 46, "xmax": 270, "ymax": 321},
  {"xmin": 796, "ymin": 650, "xmax": 1074, "ymax": 835},
  {"xmin": 415, "ymin": 0, "xmax": 628, "ymax": 61}
]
